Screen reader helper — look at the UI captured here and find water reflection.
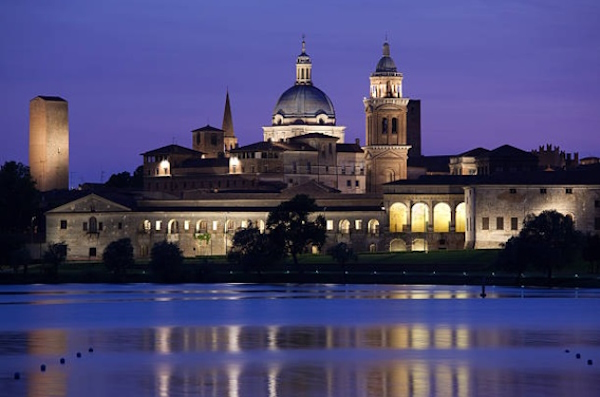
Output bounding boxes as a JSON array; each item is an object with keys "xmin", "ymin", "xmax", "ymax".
[{"xmin": 2, "ymin": 323, "xmax": 599, "ymax": 397}]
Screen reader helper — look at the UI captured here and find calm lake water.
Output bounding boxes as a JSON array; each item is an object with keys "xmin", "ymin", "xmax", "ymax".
[{"xmin": 0, "ymin": 284, "xmax": 599, "ymax": 397}]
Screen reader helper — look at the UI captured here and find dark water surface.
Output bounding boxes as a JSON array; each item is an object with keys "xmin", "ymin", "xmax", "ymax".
[{"xmin": 0, "ymin": 284, "xmax": 598, "ymax": 396}]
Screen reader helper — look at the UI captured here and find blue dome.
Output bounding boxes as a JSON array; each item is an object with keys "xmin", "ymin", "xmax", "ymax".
[{"xmin": 273, "ymin": 84, "xmax": 335, "ymax": 122}]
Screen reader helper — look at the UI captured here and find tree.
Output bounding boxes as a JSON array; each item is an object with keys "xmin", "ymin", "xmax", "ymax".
[
  {"xmin": 0, "ymin": 161, "xmax": 39, "ymax": 233},
  {"xmin": 42, "ymin": 242, "xmax": 67, "ymax": 276},
  {"xmin": 103, "ymin": 238, "xmax": 134, "ymax": 277},
  {"xmin": 582, "ymin": 233, "xmax": 600, "ymax": 274},
  {"xmin": 104, "ymin": 166, "xmax": 144, "ymax": 189},
  {"xmin": 328, "ymin": 242, "xmax": 356, "ymax": 268},
  {"xmin": 501, "ymin": 210, "xmax": 581, "ymax": 279},
  {"xmin": 266, "ymin": 194, "xmax": 326, "ymax": 268},
  {"xmin": 228, "ymin": 222, "xmax": 284, "ymax": 274},
  {"xmin": 0, "ymin": 161, "xmax": 39, "ymax": 269},
  {"xmin": 150, "ymin": 241, "xmax": 183, "ymax": 282}
]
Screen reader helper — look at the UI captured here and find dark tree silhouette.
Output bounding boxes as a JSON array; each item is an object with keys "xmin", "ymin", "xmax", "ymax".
[
  {"xmin": 582, "ymin": 233, "xmax": 600, "ymax": 274},
  {"xmin": 150, "ymin": 241, "xmax": 183, "ymax": 282},
  {"xmin": 266, "ymin": 194, "xmax": 326, "ymax": 269},
  {"xmin": 0, "ymin": 161, "xmax": 39, "ymax": 270},
  {"xmin": 500, "ymin": 210, "xmax": 581, "ymax": 279},
  {"xmin": 42, "ymin": 242, "xmax": 67, "ymax": 276},
  {"xmin": 227, "ymin": 222, "xmax": 284, "ymax": 274},
  {"xmin": 103, "ymin": 238, "xmax": 135, "ymax": 277}
]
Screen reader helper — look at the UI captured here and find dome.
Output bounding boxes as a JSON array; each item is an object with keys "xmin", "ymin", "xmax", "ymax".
[
  {"xmin": 272, "ymin": 84, "xmax": 335, "ymax": 124},
  {"xmin": 374, "ymin": 42, "xmax": 398, "ymax": 73},
  {"xmin": 376, "ymin": 56, "xmax": 397, "ymax": 73}
]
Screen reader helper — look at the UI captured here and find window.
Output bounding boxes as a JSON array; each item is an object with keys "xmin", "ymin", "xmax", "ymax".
[
  {"xmin": 382, "ymin": 118, "xmax": 388, "ymax": 134},
  {"xmin": 89, "ymin": 247, "xmax": 97, "ymax": 257},
  {"xmin": 355, "ymin": 180, "xmax": 359, "ymax": 187},
  {"xmin": 565, "ymin": 188, "xmax": 573, "ymax": 194},
  {"xmin": 346, "ymin": 180, "xmax": 351, "ymax": 187},
  {"xmin": 184, "ymin": 220, "xmax": 190, "ymax": 231},
  {"xmin": 496, "ymin": 217, "xmax": 504, "ymax": 230},
  {"xmin": 482, "ymin": 217, "xmax": 489, "ymax": 230},
  {"xmin": 83, "ymin": 222, "xmax": 88, "ymax": 231},
  {"xmin": 118, "ymin": 222, "xmax": 123, "ymax": 230},
  {"xmin": 60, "ymin": 220, "xmax": 67, "ymax": 229},
  {"xmin": 155, "ymin": 221, "xmax": 162, "ymax": 231},
  {"xmin": 540, "ymin": 188, "xmax": 547, "ymax": 194},
  {"xmin": 355, "ymin": 219, "xmax": 362, "ymax": 230},
  {"xmin": 511, "ymin": 217, "xmax": 518, "ymax": 230},
  {"xmin": 326, "ymin": 220, "xmax": 334, "ymax": 231},
  {"xmin": 212, "ymin": 220, "xmax": 218, "ymax": 231},
  {"xmin": 509, "ymin": 188, "xmax": 516, "ymax": 194},
  {"xmin": 98, "ymin": 222, "xmax": 103, "ymax": 231}
]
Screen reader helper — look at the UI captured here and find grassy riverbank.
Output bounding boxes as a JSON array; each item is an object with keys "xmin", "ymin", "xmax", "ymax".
[{"xmin": 1, "ymin": 249, "xmax": 598, "ymax": 287}]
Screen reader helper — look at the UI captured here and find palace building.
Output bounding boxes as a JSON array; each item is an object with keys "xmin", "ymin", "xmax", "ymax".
[{"xmin": 43, "ymin": 40, "xmax": 600, "ymax": 260}]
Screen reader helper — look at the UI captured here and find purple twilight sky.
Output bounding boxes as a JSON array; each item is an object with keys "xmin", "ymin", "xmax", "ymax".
[{"xmin": 1, "ymin": 0, "xmax": 599, "ymax": 186}]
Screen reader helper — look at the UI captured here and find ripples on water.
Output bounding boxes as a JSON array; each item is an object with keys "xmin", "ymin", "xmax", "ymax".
[{"xmin": 0, "ymin": 284, "xmax": 599, "ymax": 397}]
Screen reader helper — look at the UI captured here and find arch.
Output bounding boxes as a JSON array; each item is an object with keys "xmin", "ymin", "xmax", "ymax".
[
  {"xmin": 225, "ymin": 219, "xmax": 235, "ymax": 233},
  {"xmin": 167, "ymin": 219, "xmax": 179, "ymax": 234},
  {"xmin": 455, "ymin": 203, "xmax": 466, "ymax": 233},
  {"xmin": 389, "ymin": 202, "xmax": 408, "ymax": 232},
  {"xmin": 386, "ymin": 169, "xmax": 396, "ymax": 183},
  {"xmin": 391, "ymin": 117, "xmax": 398, "ymax": 134},
  {"xmin": 196, "ymin": 220, "xmax": 208, "ymax": 232},
  {"xmin": 390, "ymin": 238, "xmax": 407, "ymax": 252},
  {"xmin": 412, "ymin": 238, "xmax": 427, "ymax": 252},
  {"xmin": 89, "ymin": 216, "xmax": 98, "ymax": 233},
  {"xmin": 369, "ymin": 243, "xmax": 377, "ymax": 253},
  {"xmin": 339, "ymin": 219, "xmax": 351, "ymax": 234},
  {"xmin": 411, "ymin": 203, "xmax": 429, "ymax": 232},
  {"xmin": 368, "ymin": 219, "xmax": 380, "ymax": 235},
  {"xmin": 382, "ymin": 117, "xmax": 388, "ymax": 134},
  {"xmin": 433, "ymin": 203, "xmax": 451, "ymax": 232}
]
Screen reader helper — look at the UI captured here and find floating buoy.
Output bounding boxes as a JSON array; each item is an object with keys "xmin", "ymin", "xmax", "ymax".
[
  {"xmin": 88, "ymin": 347, "xmax": 94, "ymax": 353},
  {"xmin": 60, "ymin": 358, "xmax": 65, "ymax": 365},
  {"xmin": 14, "ymin": 372, "xmax": 20, "ymax": 380},
  {"xmin": 40, "ymin": 364, "xmax": 46, "ymax": 372},
  {"xmin": 576, "ymin": 353, "xmax": 581, "ymax": 359},
  {"xmin": 588, "ymin": 359, "xmax": 593, "ymax": 365},
  {"xmin": 76, "ymin": 352, "xmax": 82, "ymax": 358}
]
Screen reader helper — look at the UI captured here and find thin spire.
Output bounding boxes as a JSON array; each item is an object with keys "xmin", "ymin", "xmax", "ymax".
[
  {"xmin": 222, "ymin": 89, "xmax": 234, "ymax": 138},
  {"xmin": 301, "ymin": 33, "xmax": 306, "ymax": 54}
]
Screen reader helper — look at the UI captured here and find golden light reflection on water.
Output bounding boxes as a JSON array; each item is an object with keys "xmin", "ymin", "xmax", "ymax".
[{"xmin": 7, "ymin": 324, "xmax": 599, "ymax": 397}]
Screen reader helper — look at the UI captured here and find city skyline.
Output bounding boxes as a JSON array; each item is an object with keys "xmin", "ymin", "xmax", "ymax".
[{"xmin": 1, "ymin": 0, "xmax": 599, "ymax": 185}]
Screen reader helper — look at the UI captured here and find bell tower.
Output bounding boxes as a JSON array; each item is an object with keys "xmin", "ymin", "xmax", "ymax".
[{"xmin": 364, "ymin": 42, "xmax": 411, "ymax": 193}]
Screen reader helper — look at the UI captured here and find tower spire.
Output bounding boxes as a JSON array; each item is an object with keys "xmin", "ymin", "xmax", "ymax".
[
  {"xmin": 295, "ymin": 35, "xmax": 312, "ymax": 85},
  {"xmin": 221, "ymin": 89, "xmax": 237, "ymax": 153}
]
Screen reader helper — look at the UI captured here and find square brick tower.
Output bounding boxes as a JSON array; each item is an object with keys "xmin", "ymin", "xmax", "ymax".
[{"xmin": 29, "ymin": 96, "xmax": 69, "ymax": 191}]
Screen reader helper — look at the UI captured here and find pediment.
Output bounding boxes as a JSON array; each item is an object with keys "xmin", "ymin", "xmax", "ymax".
[
  {"xmin": 366, "ymin": 149, "xmax": 408, "ymax": 160},
  {"xmin": 47, "ymin": 193, "xmax": 132, "ymax": 214}
]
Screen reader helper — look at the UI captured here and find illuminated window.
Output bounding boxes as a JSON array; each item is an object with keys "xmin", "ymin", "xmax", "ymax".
[
  {"xmin": 212, "ymin": 220, "xmax": 218, "ymax": 231},
  {"xmin": 355, "ymin": 219, "xmax": 362, "ymax": 230},
  {"xmin": 155, "ymin": 221, "xmax": 162, "ymax": 231},
  {"xmin": 326, "ymin": 220, "xmax": 333, "ymax": 230},
  {"xmin": 184, "ymin": 220, "xmax": 190, "ymax": 231}
]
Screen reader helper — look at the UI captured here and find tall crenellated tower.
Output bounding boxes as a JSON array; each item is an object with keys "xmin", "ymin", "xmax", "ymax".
[
  {"xmin": 29, "ymin": 96, "xmax": 69, "ymax": 191},
  {"xmin": 222, "ymin": 90, "xmax": 237, "ymax": 154},
  {"xmin": 363, "ymin": 42, "xmax": 413, "ymax": 193}
]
